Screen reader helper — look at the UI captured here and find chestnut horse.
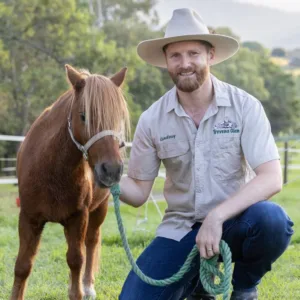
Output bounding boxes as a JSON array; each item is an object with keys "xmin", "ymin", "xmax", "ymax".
[{"xmin": 11, "ymin": 65, "xmax": 130, "ymax": 300}]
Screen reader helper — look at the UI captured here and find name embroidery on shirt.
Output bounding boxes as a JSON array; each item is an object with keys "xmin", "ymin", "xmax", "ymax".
[
  {"xmin": 160, "ymin": 134, "xmax": 176, "ymax": 141},
  {"xmin": 213, "ymin": 118, "xmax": 240, "ymax": 134}
]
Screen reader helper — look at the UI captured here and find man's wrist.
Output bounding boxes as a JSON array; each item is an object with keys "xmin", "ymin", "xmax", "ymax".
[{"xmin": 207, "ymin": 207, "xmax": 226, "ymax": 224}]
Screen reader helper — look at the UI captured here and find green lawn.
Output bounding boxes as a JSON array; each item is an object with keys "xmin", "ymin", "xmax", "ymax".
[{"xmin": 0, "ymin": 180, "xmax": 299, "ymax": 299}]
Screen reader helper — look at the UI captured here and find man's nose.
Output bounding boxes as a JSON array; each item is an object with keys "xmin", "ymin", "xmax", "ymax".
[{"xmin": 179, "ymin": 54, "xmax": 192, "ymax": 70}]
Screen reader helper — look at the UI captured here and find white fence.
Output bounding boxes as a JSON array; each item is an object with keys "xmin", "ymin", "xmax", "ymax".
[
  {"xmin": 0, "ymin": 134, "xmax": 140, "ymax": 184},
  {"xmin": 0, "ymin": 135, "xmax": 164, "ymax": 227},
  {"xmin": 0, "ymin": 135, "xmax": 25, "ymax": 142},
  {"xmin": 1, "ymin": 134, "xmax": 300, "ymax": 185},
  {"xmin": 2, "ymin": 134, "xmax": 300, "ymax": 230}
]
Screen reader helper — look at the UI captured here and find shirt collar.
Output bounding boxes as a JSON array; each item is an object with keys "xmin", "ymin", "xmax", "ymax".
[
  {"xmin": 166, "ymin": 86, "xmax": 179, "ymax": 113},
  {"xmin": 166, "ymin": 74, "xmax": 231, "ymax": 114},
  {"xmin": 211, "ymin": 74, "xmax": 231, "ymax": 107}
]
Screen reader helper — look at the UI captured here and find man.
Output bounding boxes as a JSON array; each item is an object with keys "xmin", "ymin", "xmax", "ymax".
[{"xmin": 118, "ymin": 8, "xmax": 294, "ymax": 300}]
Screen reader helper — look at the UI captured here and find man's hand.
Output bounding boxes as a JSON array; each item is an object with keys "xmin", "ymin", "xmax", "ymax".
[{"xmin": 196, "ymin": 213, "xmax": 223, "ymax": 259}]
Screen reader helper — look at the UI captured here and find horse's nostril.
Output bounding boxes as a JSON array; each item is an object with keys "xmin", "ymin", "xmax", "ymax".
[{"xmin": 101, "ymin": 163, "xmax": 108, "ymax": 174}]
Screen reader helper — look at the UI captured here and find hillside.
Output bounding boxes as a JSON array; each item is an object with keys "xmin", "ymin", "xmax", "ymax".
[{"xmin": 155, "ymin": 0, "xmax": 300, "ymax": 50}]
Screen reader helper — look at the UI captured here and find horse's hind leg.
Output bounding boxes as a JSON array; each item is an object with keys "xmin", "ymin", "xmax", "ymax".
[
  {"xmin": 11, "ymin": 211, "xmax": 45, "ymax": 300},
  {"xmin": 83, "ymin": 199, "xmax": 108, "ymax": 299},
  {"xmin": 64, "ymin": 209, "xmax": 88, "ymax": 300}
]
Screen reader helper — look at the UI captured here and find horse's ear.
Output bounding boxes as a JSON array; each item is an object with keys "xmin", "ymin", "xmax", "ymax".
[
  {"xmin": 110, "ymin": 67, "xmax": 127, "ymax": 87},
  {"xmin": 65, "ymin": 64, "xmax": 85, "ymax": 90}
]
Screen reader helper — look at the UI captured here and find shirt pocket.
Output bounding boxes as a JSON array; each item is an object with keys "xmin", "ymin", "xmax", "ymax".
[
  {"xmin": 211, "ymin": 136, "xmax": 243, "ymax": 181},
  {"xmin": 158, "ymin": 142, "xmax": 192, "ymax": 191}
]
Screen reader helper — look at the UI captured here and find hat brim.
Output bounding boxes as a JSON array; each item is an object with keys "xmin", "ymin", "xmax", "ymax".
[{"xmin": 137, "ymin": 34, "xmax": 239, "ymax": 68}]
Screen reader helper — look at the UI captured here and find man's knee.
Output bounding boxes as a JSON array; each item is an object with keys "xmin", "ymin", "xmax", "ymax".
[
  {"xmin": 246, "ymin": 201, "xmax": 294, "ymax": 250},
  {"xmin": 248, "ymin": 201, "xmax": 292, "ymax": 229}
]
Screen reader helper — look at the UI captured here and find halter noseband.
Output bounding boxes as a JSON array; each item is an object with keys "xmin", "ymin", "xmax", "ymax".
[{"xmin": 67, "ymin": 114, "xmax": 124, "ymax": 160}]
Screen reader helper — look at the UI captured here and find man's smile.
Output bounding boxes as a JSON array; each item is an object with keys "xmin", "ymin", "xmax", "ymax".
[{"xmin": 179, "ymin": 71, "xmax": 195, "ymax": 77}]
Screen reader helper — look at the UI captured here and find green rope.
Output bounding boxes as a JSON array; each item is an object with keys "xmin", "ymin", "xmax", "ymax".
[{"xmin": 111, "ymin": 184, "xmax": 232, "ymax": 300}]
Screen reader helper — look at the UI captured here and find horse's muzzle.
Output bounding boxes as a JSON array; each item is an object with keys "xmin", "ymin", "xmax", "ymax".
[{"xmin": 94, "ymin": 162, "xmax": 123, "ymax": 188}]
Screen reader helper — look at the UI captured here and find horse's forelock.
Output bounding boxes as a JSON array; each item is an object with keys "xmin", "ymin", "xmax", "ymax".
[{"xmin": 81, "ymin": 74, "xmax": 130, "ymax": 140}]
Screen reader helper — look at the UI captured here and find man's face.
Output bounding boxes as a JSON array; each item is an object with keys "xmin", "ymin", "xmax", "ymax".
[{"xmin": 165, "ymin": 41, "xmax": 214, "ymax": 93}]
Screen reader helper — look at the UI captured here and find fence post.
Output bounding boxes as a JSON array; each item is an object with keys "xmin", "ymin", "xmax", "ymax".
[{"xmin": 283, "ymin": 141, "xmax": 288, "ymax": 184}]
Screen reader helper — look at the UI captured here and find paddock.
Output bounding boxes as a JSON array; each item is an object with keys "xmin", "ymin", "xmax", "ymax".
[{"xmin": 0, "ymin": 136, "xmax": 299, "ymax": 299}]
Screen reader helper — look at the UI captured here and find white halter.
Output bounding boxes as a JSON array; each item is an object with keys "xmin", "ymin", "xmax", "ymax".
[{"xmin": 67, "ymin": 114, "xmax": 124, "ymax": 160}]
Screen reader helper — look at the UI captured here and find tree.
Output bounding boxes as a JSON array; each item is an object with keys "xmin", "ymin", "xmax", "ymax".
[
  {"xmin": 211, "ymin": 27, "xmax": 240, "ymax": 42},
  {"xmin": 259, "ymin": 58, "xmax": 300, "ymax": 134},
  {"xmin": 211, "ymin": 27, "xmax": 300, "ymax": 135},
  {"xmin": 212, "ymin": 47, "xmax": 270, "ymax": 102},
  {"xmin": 0, "ymin": 0, "xmax": 93, "ymax": 136},
  {"xmin": 242, "ymin": 41, "xmax": 265, "ymax": 54},
  {"xmin": 1, "ymin": 0, "xmax": 299, "ymax": 150},
  {"xmin": 271, "ymin": 48, "xmax": 286, "ymax": 57},
  {"xmin": 80, "ymin": 0, "xmax": 166, "ymax": 121},
  {"xmin": 81, "ymin": 0, "xmax": 160, "ymax": 48},
  {"xmin": 0, "ymin": 0, "xmax": 147, "ymax": 138}
]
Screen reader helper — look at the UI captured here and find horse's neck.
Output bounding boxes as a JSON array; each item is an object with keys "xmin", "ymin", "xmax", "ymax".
[{"xmin": 39, "ymin": 93, "xmax": 83, "ymax": 169}]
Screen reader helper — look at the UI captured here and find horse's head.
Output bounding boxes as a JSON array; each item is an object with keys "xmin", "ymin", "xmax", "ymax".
[{"xmin": 65, "ymin": 65, "xmax": 130, "ymax": 188}]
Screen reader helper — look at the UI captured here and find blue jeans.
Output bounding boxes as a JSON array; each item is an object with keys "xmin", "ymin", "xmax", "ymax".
[{"xmin": 119, "ymin": 201, "xmax": 294, "ymax": 300}]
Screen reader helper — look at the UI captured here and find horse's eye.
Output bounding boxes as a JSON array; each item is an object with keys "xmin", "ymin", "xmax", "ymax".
[
  {"xmin": 119, "ymin": 141, "xmax": 125, "ymax": 149},
  {"xmin": 79, "ymin": 112, "xmax": 85, "ymax": 122}
]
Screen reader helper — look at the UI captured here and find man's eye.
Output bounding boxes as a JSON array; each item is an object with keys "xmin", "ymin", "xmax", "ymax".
[
  {"xmin": 80, "ymin": 112, "xmax": 85, "ymax": 122},
  {"xmin": 119, "ymin": 141, "xmax": 125, "ymax": 149}
]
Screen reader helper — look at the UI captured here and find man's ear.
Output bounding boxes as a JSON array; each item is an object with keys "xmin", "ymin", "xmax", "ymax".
[
  {"xmin": 110, "ymin": 67, "xmax": 127, "ymax": 87},
  {"xmin": 65, "ymin": 64, "xmax": 86, "ymax": 90},
  {"xmin": 208, "ymin": 48, "xmax": 215, "ymax": 65}
]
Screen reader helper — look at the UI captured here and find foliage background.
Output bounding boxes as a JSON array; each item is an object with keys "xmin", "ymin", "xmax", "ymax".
[{"xmin": 0, "ymin": 0, "xmax": 300, "ymax": 151}]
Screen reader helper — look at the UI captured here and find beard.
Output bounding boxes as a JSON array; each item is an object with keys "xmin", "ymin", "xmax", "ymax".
[{"xmin": 168, "ymin": 64, "xmax": 210, "ymax": 93}]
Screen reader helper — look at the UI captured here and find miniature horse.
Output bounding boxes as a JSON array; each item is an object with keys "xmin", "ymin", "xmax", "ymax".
[{"xmin": 11, "ymin": 65, "xmax": 130, "ymax": 300}]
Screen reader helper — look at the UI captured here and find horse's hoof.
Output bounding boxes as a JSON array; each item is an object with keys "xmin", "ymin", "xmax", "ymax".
[{"xmin": 83, "ymin": 285, "xmax": 96, "ymax": 300}]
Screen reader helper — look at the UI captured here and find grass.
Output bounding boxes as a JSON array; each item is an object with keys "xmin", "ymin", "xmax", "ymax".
[{"xmin": 0, "ymin": 178, "xmax": 299, "ymax": 300}]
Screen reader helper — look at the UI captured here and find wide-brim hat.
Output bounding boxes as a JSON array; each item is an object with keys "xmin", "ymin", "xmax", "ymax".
[{"xmin": 137, "ymin": 8, "xmax": 239, "ymax": 68}]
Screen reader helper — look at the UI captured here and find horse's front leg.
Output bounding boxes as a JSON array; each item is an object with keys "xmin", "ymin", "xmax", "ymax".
[
  {"xmin": 64, "ymin": 209, "xmax": 88, "ymax": 300},
  {"xmin": 83, "ymin": 199, "xmax": 108, "ymax": 299},
  {"xmin": 11, "ymin": 211, "xmax": 45, "ymax": 300}
]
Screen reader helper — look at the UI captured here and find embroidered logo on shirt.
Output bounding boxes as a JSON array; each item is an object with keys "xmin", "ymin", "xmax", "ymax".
[
  {"xmin": 160, "ymin": 134, "xmax": 176, "ymax": 141},
  {"xmin": 213, "ymin": 118, "xmax": 240, "ymax": 134}
]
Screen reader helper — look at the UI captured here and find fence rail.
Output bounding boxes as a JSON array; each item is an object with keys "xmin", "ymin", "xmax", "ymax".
[
  {"xmin": 1, "ymin": 134, "xmax": 300, "ymax": 185},
  {"xmin": 0, "ymin": 135, "xmax": 25, "ymax": 142}
]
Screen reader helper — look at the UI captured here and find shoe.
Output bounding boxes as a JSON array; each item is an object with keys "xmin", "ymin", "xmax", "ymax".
[
  {"xmin": 187, "ymin": 284, "xmax": 216, "ymax": 300},
  {"xmin": 187, "ymin": 271, "xmax": 218, "ymax": 300},
  {"xmin": 187, "ymin": 294, "xmax": 216, "ymax": 300},
  {"xmin": 230, "ymin": 289, "xmax": 258, "ymax": 300}
]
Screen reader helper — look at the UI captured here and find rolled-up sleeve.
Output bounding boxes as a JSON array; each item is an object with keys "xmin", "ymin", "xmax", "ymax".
[
  {"xmin": 127, "ymin": 112, "xmax": 161, "ymax": 180},
  {"xmin": 241, "ymin": 97, "xmax": 280, "ymax": 170}
]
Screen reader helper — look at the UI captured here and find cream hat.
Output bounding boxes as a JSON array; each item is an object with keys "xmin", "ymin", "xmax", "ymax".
[{"xmin": 137, "ymin": 8, "xmax": 239, "ymax": 68}]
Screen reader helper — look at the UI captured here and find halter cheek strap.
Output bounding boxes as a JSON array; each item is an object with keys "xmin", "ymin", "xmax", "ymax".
[{"xmin": 67, "ymin": 115, "xmax": 123, "ymax": 160}]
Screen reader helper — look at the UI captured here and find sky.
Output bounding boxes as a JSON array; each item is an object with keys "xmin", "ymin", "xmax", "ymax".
[{"xmin": 236, "ymin": 0, "xmax": 300, "ymax": 12}]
